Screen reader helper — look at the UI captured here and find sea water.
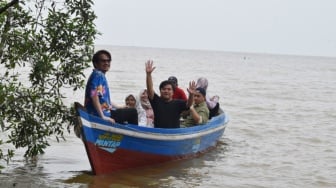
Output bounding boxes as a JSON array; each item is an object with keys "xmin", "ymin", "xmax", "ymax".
[{"xmin": 0, "ymin": 45, "xmax": 335, "ymax": 188}]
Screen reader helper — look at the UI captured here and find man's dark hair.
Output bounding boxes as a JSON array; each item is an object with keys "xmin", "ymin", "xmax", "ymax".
[
  {"xmin": 92, "ymin": 50, "xmax": 111, "ymax": 68},
  {"xmin": 159, "ymin": 80, "xmax": 175, "ymax": 92},
  {"xmin": 168, "ymin": 76, "xmax": 178, "ymax": 86}
]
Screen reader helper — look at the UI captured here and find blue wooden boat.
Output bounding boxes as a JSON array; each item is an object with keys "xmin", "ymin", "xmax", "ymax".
[{"xmin": 74, "ymin": 102, "xmax": 229, "ymax": 175}]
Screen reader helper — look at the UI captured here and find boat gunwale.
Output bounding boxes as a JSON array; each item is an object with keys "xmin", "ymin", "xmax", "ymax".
[{"xmin": 78, "ymin": 109, "xmax": 229, "ymax": 141}]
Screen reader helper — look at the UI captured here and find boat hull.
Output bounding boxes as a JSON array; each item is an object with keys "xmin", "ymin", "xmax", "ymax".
[{"xmin": 75, "ymin": 103, "xmax": 229, "ymax": 175}]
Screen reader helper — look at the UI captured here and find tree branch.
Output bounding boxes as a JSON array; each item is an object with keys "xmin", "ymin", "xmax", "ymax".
[{"xmin": 0, "ymin": 0, "xmax": 19, "ymax": 15}]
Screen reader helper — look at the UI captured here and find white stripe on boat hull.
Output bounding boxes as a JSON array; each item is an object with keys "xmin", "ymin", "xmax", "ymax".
[{"xmin": 81, "ymin": 117, "xmax": 227, "ymax": 141}]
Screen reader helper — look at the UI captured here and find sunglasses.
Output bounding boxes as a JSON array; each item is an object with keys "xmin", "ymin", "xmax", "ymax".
[{"xmin": 99, "ymin": 58, "xmax": 111, "ymax": 63}]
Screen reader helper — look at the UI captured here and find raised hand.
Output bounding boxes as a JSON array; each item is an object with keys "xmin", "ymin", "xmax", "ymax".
[
  {"xmin": 145, "ymin": 60, "xmax": 156, "ymax": 74},
  {"xmin": 187, "ymin": 80, "xmax": 197, "ymax": 94},
  {"xmin": 145, "ymin": 59, "xmax": 155, "ymax": 99}
]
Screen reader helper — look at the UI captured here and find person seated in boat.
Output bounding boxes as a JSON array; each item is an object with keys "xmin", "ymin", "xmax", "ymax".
[
  {"xmin": 168, "ymin": 76, "xmax": 187, "ymax": 101},
  {"xmin": 145, "ymin": 60, "xmax": 196, "ymax": 128},
  {"xmin": 181, "ymin": 87, "xmax": 209, "ymax": 127},
  {"xmin": 136, "ymin": 89, "xmax": 154, "ymax": 127},
  {"xmin": 125, "ymin": 94, "xmax": 136, "ymax": 108},
  {"xmin": 196, "ymin": 77, "xmax": 220, "ymax": 119},
  {"xmin": 84, "ymin": 50, "xmax": 138, "ymax": 125}
]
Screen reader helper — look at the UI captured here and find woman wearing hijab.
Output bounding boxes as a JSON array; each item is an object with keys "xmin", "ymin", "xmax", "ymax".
[{"xmin": 136, "ymin": 89, "xmax": 154, "ymax": 127}]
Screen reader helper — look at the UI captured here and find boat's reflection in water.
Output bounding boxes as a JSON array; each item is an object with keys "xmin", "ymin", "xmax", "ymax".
[{"xmin": 64, "ymin": 140, "xmax": 230, "ymax": 187}]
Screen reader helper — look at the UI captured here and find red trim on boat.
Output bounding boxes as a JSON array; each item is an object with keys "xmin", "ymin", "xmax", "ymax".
[{"xmin": 84, "ymin": 141, "xmax": 216, "ymax": 175}]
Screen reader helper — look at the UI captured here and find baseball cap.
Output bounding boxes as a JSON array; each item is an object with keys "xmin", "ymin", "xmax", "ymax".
[{"xmin": 195, "ymin": 87, "xmax": 206, "ymax": 97}]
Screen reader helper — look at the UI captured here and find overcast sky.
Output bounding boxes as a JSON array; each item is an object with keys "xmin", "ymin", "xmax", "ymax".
[{"xmin": 93, "ymin": 0, "xmax": 336, "ymax": 57}]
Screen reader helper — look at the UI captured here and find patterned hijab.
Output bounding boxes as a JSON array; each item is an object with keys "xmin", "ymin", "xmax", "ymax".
[{"xmin": 138, "ymin": 89, "xmax": 152, "ymax": 110}]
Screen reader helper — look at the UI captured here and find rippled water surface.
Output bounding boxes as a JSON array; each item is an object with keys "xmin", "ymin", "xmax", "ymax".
[{"xmin": 1, "ymin": 46, "xmax": 335, "ymax": 188}]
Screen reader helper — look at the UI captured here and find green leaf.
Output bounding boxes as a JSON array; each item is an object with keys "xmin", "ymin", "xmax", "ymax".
[{"xmin": 0, "ymin": 0, "xmax": 98, "ymax": 164}]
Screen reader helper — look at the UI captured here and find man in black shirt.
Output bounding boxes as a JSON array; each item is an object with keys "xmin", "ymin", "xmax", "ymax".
[{"xmin": 145, "ymin": 60, "xmax": 196, "ymax": 128}]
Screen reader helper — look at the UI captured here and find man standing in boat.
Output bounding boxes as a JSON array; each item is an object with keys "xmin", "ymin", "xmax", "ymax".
[
  {"xmin": 145, "ymin": 60, "xmax": 196, "ymax": 128},
  {"xmin": 84, "ymin": 50, "xmax": 138, "ymax": 125}
]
